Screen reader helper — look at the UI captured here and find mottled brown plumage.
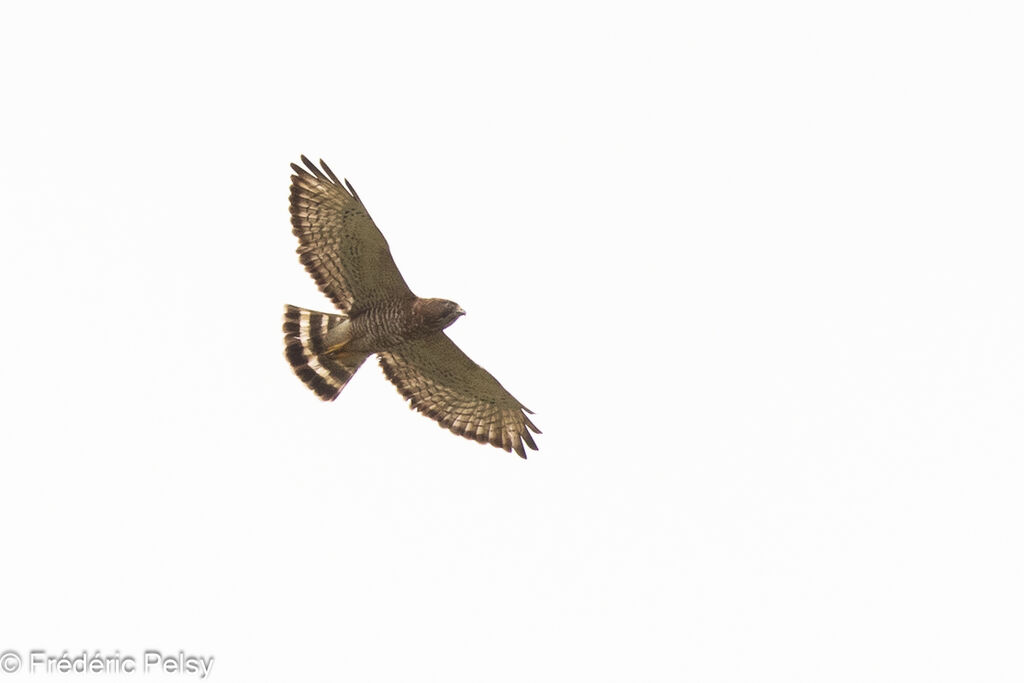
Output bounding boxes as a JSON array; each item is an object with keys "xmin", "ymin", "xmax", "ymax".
[{"xmin": 284, "ymin": 156, "xmax": 540, "ymax": 458}]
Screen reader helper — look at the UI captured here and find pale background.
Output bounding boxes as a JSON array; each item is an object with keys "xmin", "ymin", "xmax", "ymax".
[{"xmin": 1, "ymin": 1, "xmax": 1022, "ymax": 681}]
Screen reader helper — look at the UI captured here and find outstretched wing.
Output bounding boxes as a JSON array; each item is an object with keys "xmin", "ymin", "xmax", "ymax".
[
  {"xmin": 378, "ymin": 333, "xmax": 541, "ymax": 458},
  {"xmin": 290, "ymin": 156, "xmax": 413, "ymax": 313}
]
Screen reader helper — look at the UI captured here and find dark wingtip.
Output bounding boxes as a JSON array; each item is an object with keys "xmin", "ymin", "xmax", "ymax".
[
  {"xmin": 513, "ymin": 439, "xmax": 526, "ymax": 459},
  {"xmin": 320, "ymin": 159, "xmax": 342, "ymax": 185},
  {"xmin": 523, "ymin": 414, "xmax": 541, "ymax": 434},
  {"xmin": 300, "ymin": 155, "xmax": 330, "ymax": 182}
]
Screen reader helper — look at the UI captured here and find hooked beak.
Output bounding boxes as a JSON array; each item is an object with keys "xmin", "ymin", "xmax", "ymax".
[{"xmin": 455, "ymin": 306, "xmax": 466, "ymax": 317}]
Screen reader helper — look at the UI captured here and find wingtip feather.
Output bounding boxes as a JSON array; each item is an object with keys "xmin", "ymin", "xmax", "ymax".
[
  {"xmin": 513, "ymin": 439, "xmax": 526, "ymax": 459},
  {"xmin": 320, "ymin": 159, "xmax": 342, "ymax": 185}
]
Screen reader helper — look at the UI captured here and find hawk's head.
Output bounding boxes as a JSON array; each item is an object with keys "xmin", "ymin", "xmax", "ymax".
[{"xmin": 417, "ymin": 298, "xmax": 466, "ymax": 332}]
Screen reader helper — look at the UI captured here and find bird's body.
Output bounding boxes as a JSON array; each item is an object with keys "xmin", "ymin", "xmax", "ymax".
[
  {"xmin": 283, "ymin": 156, "xmax": 540, "ymax": 458},
  {"xmin": 346, "ymin": 297, "xmax": 465, "ymax": 352}
]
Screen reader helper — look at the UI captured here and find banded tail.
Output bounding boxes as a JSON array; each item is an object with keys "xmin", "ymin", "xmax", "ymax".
[{"xmin": 283, "ymin": 305, "xmax": 369, "ymax": 401}]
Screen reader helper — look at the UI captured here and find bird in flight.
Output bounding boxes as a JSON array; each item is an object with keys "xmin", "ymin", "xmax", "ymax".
[{"xmin": 283, "ymin": 156, "xmax": 540, "ymax": 458}]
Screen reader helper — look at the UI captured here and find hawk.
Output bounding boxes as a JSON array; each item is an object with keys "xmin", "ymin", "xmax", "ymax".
[{"xmin": 283, "ymin": 156, "xmax": 540, "ymax": 458}]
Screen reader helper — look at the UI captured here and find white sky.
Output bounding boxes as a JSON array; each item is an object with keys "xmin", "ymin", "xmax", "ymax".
[{"xmin": 1, "ymin": 1, "xmax": 1022, "ymax": 681}]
